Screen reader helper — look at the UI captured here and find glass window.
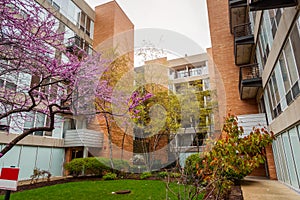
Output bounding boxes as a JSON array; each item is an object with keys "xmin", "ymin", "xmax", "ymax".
[
  {"xmin": 282, "ymin": 131, "xmax": 299, "ymax": 188},
  {"xmin": 290, "ymin": 20, "xmax": 300, "ymax": 78},
  {"xmin": 24, "ymin": 111, "xmax": 35, "ymax": 128},
  {"xmin": 64, "ymin": 25, "xmax": 75, "ymax": 44},
  {"xmin": 272, "ymin": 141, "xmax": 283, "ymax": 181},
  {"xmin": 23, "ymin": 111, "xmax": 46, "ymax": 136},
  {"xmin": 90, "ymin": 21, "xmax": 94, "ymax": 39},
  {"xmin": 289, "ymin": 127, "xmax": 300, "ymax": 186},
  {"xmin": 284, "ymin": 40, "xmax": 299, "ymax": 85},
  {"xmin": 277, "ymin": 135, "xmax": 290, "ymax": 184},
  {"xmin": 86, "ymin": 17, "xmax": 91, "ymax": 36},
  {"xmin": 203, "ymin": 79, "xmax": 210, "ymax": 90},
  {"xmin": 80, "ymin": 11, "xmax": 86, "ymax": 31},
  {"xmin": 275, "ymin": 64, "xmax": 287, "ymax": 110},
  {"xmin": 279, "ymin": 52, "xmax": 291, "ymax": 92},
  {"xmin": 271, "ymin": 73, "xmax": 280, "ymax": 104},
  {"xmin": 263, "ymin": 93, "xmax": 272, "ymax": 123}
]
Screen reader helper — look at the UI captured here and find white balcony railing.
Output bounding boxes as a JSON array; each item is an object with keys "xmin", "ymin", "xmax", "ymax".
[{"xmin": 64, "ymin": 129, "xmax": 103, "ymax": 148}]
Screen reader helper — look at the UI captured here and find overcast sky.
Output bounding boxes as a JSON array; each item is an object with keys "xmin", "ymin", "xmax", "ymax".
[{"xmin": 86, "ymin": 0, "xmax": 211, "ymax": 62}]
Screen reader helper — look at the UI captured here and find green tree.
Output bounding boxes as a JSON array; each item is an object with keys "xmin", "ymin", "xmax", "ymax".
[{"xmin": 175, "ymin": 114, "xmax": 275, "ymax": 199}]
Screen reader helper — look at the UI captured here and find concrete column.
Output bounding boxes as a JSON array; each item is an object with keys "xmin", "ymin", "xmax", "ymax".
[{"xmin": 83, "ymin": 146, "xmax": 89, "ymax": 158}]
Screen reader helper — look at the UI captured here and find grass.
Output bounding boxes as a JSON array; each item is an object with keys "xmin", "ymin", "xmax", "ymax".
[{"xmin": 0, "ymin": 180, "xmax": 204, "ymax": 200}]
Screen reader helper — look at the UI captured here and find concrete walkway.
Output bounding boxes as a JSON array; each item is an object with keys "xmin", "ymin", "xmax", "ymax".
[{"xmin": 241, "ymin": 176, "xmax": 300, "ymax": 200}]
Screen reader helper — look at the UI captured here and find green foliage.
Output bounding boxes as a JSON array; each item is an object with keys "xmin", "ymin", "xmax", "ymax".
[
  {"xmin": 157, "ymin": 171, "xmax": 168, "ymax": 179},
  {"xmin": 84, "ymin": 157, "xmax": 108, "ymax": 176},
  {"xmin": 193, "ymin": 114, "xmax": 275, "ymax": 199},
  {"xmin": 103, "ymin": 172, "xmax": 117, "ymax": 180},
  {"xmin": 185, "ymin": 153, "xmax": 203, "ymax": 176},
  {"xmin": 97, "ymin": 157, "xmax": 130, "ymax": 172},
  {"xmin": 64, "ymin": 157, "xmax": 130, "ymax": 177},
  {"xmin": 64, "ymin": 158, "xmax": 86, "ymax": 177},
  {"xmin": 170, "ymin": 172, "xmax": 181, "ymax": 178},
  {"xmin": 140, "ymin": 172, "xmax": 152, "ymax": 179}
]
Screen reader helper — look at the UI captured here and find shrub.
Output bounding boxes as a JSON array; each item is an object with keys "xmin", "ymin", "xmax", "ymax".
[
  {"xmin": 140, "ymin": 172, "xmax": 152, "ymax": 179},
  {"xmin": 103, "ymin": 172, "xmax": 117, "ymax": 180},
  {"xmin": 65, "ymin": 158, "xmax": 85, "ymax": 177},
  {"xmin": 197, "ymin": 115, "xmax": 274, "ymax": 198},
  {"xmin": 97, "ymin": 157, "xmax": 130, "ymax": 172},
  {"xmin": 157, "ymin": 171, "xmax": 168, "ymax": 179},
  {"xmin": 184, "ymin": 153, "xmax": 205, "ymax": 184},
  {"xmin": 170, "ymin": 172, "xmax": 181, "ymax": 178},
  {"xmin": 84, "ymin": 157, "xmax": 108, "ymax": 176},
  {"xmin": 65, "ymin": 157, "xmax": 130, "ymax": 177}
]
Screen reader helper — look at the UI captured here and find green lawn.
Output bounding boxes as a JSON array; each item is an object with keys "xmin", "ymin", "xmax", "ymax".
[{"xmin": 0, "ymin": 180, "xmax": 203, "ymax": 200}]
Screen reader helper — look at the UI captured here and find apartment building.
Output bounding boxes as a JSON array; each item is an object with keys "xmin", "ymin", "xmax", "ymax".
[
  {"xmin": 207, "ymin": 0, "xmax": 300, "ymax": 191},
  {"xmin": 0, "ymin": 0, "xmax": 133, "ymax": 180},
  {"xmin": 133, "ymin": 53, "xmax": 219, "ymax": 168}
]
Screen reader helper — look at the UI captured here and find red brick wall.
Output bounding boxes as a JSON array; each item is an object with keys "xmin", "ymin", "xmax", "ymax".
[
  {"xmin": 266, "ymin": 145, "xmax": 277, "ymax": 180},
  {"xmin": 92, "ymin": 1, "xmax": 134, "ymax": 161},
  {"xmin": 206, "ymin": 0, "xmax": 258, "ymax": 117},
  {"xmin": 206, "ymin": 0, "xmax": 276, "ymax": 178}
]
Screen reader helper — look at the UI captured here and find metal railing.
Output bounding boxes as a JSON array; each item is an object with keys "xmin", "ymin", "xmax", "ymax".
[
  {"xmin": 239, "ymin": 63, "xmax": 261, "ymax": 81},
  {"xmin": 239, "ymin": 63, "xmax": 261, "ymax": 91},
  {"xmin": 234, "ymin": 23, "xmax": 253, "ymax": 39}
]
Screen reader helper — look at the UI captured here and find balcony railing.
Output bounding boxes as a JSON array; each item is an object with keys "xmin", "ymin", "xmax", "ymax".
[
  {"xmin": 249, "ymin": 0, "xmax": 298, "ymax": 11},
  {"xmin": 66, "ymin": 36, "xmax": 94, "ymax": 56},
  {"xmin": 234, "ymin": 22, "xmax": 253, "ymax": 38},
  {"xmin": 234, "ymin": 23, "xmax": 254, "ymax": 65},
  {"xmin": 237, "ymin": 113, "xmax": 268, "ymax": 137},
  {"xmin": 229, "ymin": 0, "xmax": 248, "ymax": 34},
  {"xmin": 239, "ymin": 63, "xmax": 262, "ymax": 99},
  {"xmin": 64, "ymin": 129, "xmax": 104, "ymax": 148},
  {"xmin": 171, "ymin": 66, "xmax": 208, "ymax": 80}
]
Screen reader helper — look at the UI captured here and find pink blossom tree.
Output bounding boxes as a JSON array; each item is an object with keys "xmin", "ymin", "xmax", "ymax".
[{"xmin": 0, "ymin": 0, "xmax": 149, "ymax": 158}]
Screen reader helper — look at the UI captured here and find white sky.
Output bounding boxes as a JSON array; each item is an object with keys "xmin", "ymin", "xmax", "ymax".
[{"xmin": 85, "ymin": 0, "xmax": 211, "ymax": 65}]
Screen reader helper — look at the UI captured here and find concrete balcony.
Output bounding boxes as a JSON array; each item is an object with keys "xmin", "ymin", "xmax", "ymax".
[
  {"xmin": 239, "ymin": 63, "xmax": 262, "ymax": 99},
  {"xmin": 249, "ymin": 0, "xmax": 298, "ymax": 11},
  {"xmin": 234, "ymin": 23, "xmax": 255, "ymax": 65},
  {"xmin": 64, "ymin": 129, "xmax": 103, "ymax": 148},
  {"xmin": 229, "ymin": 0, "xmax": 249, "ymax": 34}
]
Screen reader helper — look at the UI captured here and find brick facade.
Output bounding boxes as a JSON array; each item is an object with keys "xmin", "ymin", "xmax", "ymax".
[
  {"xmin": 92, "ymin": 1, "xmax": 134, "ymax": 161},
  {"xmin": 207, "ymin": 0, "xmax": 258, "ymax": 117},
  {"xmin": 206, "ymin": 0, "xmax": 276, "ymax": 179}
]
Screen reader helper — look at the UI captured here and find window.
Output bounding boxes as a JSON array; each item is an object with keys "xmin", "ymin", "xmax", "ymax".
[
  {"xmin": 23, "ymin": 111, "xmax": 47, "ymax": 136},
  {"xmin": 0, "ymin": 104, "xmax": 12, "ymax": 131},
  {"xmin": 290, "ymin": 19, "xmax": 300, "ymax": 78},
  {"xmin": 0, "ymin": 77, "xmax": 18, "ymax": 92},
  {"xmin": 192, "ymin": 133, "xmax": 206, "ymax": 147},
  {"xmin": 80, "ymin": 11, "xmax": 86, "ymax": 31},
  {"xmin": 265, "ymin": 18, "xmax": 300, "ymax": 121},
  {"xmin": 257, "ymin": 10, "xmax": 280, "ymax": 68},
  {"xmin": 269, "ymin": 9, "xmax": 282, "ymax": 38},
  {"xmin": 265, "ymin": 68, "xmax": 283, "ymax": 119},
  {"xmin": 285, "ymin": 40, "xmax": 298, "ymax": 85},
  {"xmin": 203, "ymin": 79, "xmax": 210, "ymax": 90},
  {"xmin": 273, "ymin": 128, "xmax": 300, "ymax": 189}
]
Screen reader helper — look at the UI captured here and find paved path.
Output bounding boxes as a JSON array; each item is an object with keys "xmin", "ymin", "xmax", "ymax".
[{"xmin": 241, "ymin": 176, "xmax": 300, "ymax": 200}]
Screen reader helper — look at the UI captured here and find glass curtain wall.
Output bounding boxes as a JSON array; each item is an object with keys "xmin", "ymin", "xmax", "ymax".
[{"xmin": 273, "ymin": 125, "xmax": 300, "ymax": 190}]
